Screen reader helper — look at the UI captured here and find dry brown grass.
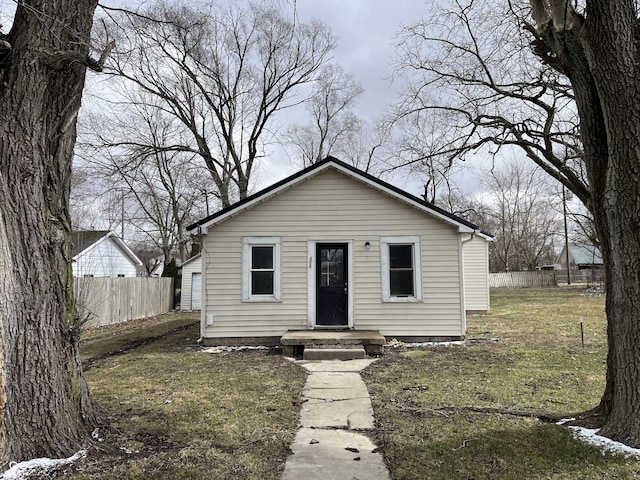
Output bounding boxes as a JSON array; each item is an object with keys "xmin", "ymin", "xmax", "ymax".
[
  {"xmin": 60, "ymin": 288, "xmax": 639, "ymax": 479},
  {"xmin": 63, "ymin": 313, "xmax": 306, "ymax": 480},
  {"xmin": 363, "ymin": 287, "xmax": 640, "ymax": 479}
]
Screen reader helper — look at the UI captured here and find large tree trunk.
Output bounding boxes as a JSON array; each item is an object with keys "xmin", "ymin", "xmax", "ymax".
[
  {"xmin": 532, "ymin": 0, "xmax": 640, "ymax": 446},
  {"xmin": 580, "ymin": 2, "xmax": 640, "ymax": 445},
  {"xmin": 0, "ymin": 0, "xmax": 97, "ymax": 467}
]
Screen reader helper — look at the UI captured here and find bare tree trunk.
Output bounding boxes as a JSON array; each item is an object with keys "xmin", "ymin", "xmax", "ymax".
[{"xmin": 0, "ymin": 0, "xmax": 97, "ymax": 466}]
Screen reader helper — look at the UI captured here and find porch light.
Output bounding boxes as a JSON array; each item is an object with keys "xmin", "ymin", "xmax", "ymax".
[{"xmin": 365, "ymin": 241, "xmax": 371, "ymax": 249}]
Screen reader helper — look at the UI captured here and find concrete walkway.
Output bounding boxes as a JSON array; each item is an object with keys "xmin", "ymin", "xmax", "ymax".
[{"xmin": 282, "ymin": 359, "xmax": 391, "ymax": 480}]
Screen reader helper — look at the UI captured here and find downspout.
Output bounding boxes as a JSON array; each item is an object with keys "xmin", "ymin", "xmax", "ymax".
[{"xmin": 461, "ymin": 230, "xmax": 479, "ymax": 246}]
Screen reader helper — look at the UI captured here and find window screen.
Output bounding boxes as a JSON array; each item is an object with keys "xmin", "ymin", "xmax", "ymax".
[
  {"xmin": 389, "ymin": 244, "xmax": 414, "ymax": 296},
  {"xmin": 251, "ymin": 246, "xmax": 274, "ymax": 295}
]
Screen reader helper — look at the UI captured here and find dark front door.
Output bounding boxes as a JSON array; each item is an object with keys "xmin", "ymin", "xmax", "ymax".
[{"xmin": 316, "ymin": 243, "xmax": 348, "ymax": 327}]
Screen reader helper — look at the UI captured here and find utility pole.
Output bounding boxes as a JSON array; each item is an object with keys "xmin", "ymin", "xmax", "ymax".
[{"xmin": 121, "ymin": 188, "xmax": 125, "ymax": 241}]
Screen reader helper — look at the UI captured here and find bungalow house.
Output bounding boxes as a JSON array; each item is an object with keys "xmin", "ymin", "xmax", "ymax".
[
  {"xmin": 71, "ymin": 230, "xmax": 143, "ymax": 278},
  {"xmin": 557, "ymin": 243, "xmax": 603, "ymax": 270},
  {"xmin": 556, "ymin": 242, "xmax": 604, "ymax": 283},
  {"xmin": 186, "ymin": 157, "xmax": 493, "ymax": 352}
]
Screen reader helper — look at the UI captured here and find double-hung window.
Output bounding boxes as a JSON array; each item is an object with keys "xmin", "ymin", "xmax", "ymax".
[
  {"xmin": 381, "ymin": 236, "xmax": 422, "ymax": 302},
  {"xmin": 243, "ymin": 237, "xmax": 281, "ymax": 301}
]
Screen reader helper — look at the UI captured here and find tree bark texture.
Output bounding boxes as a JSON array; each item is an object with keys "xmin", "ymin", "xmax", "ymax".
[
  {"xmin": 532, "ymin": 0, "xmax": 640, "ymax": 446},
  {"xmin": 0, "ymin": 0, "xmax": 97, "ymax": 467}
]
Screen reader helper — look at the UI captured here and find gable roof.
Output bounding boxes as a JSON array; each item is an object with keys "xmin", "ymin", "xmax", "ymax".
[
  {"xmin": 71, "ymin": 230, "xmax": 111, "ymax": 257},
  {"xmin": 559, "ymin": 243, "xmax": 603, "ymax": 265},
  {"xmin": 187, "ymin": 156, "xmax": 493, "ymax": 239},
  {"xmin": 180, "ymin": 253, "xmax": 202, "ymax": 268},
  {"xmin": 71, "ymin": 230, "xmax": 143, "ymax": 267}
]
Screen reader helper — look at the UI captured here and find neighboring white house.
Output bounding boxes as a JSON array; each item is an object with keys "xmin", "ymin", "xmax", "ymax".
[
  {"xmin": 180, "ymin": 254, "xmax": 202, "ymax": 311},
  {"xmin": 71, "ymin": 230, "xmax": 143, "ymax": 278},
  {"xmin": 187, "ymin": 157, "xmax": 493, "ymax": 346}
]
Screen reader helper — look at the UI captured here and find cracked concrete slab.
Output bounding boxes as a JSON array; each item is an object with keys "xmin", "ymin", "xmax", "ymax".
[
  {"xmin": 303, "ymin": 385, "xmax": 370, "ymax": 401},
  {"xmin": 300, "ymin": 397, "xmax": 374, "ymax": 430},
  {"xmin": 304, "ymin": 371, "xmax": 366, "ymax": 390},
  {"xmin": 282, "ymin": 428, "xmax": 390, "ymax": 480},
  {"xmin": 282, "ymin": 358, "xmax": 391, "ymax": 480},
  {"xmin": 299, "ymin": 359, "xmax": 378, "ymax": 373}
]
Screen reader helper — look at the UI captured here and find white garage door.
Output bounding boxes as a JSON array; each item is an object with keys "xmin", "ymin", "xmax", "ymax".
[{"xmin": 191, "ymin": 272, "xmax": 202, "ymax": 310}]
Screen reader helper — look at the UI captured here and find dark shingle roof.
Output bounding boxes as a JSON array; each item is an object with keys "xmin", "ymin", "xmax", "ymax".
[{"xmin": 71, "ymin": 230, "xmax": 110, "ymax": 257}]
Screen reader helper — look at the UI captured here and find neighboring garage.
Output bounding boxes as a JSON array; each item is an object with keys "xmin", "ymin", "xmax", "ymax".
[
  {"xmin": 191, "ymin": 272, "xmax": 202, "ymax": 310},
  {"xmin": 180, "ymin": 254, "xmax": 202, "ymax": 311}
]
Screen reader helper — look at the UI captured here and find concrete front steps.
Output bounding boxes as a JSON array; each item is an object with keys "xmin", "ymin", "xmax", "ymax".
[
  {"xmin": 302, "ymin": 345, "xmax": 366, "ymax": 361},
  {"xmin": 280, "ymin": 330, "xmax": 385, "ymax": 360}
]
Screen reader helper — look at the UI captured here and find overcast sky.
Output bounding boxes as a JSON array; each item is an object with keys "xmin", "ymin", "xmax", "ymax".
[
  {"xmin": 255, "ymin": 1, "xmax": 435, "ymax": 192},
  {"xmin": 0, "ymin": 0, "xmax": 477, "ymax": 196},
  {"xmin": 294, "ymin": 0, "xmax": 424, "ymax": 118}
]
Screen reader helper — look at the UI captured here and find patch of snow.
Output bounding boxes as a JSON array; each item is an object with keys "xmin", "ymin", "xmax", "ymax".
[
  {"xmin": 386, "ymin": 338, "xmax": 466, "ymax": 349},
  {"xmin": 1, "ymin": 450, "xmax": 86, "ymax": 480},
  {"xmin": 119, "ymin": 446, "xmax": 139, "ymax": 455},
  {"xmin": 201, "ymin": 345, "xmax": 272, "ymax": 354},
  {"xmin": 557, "ymin": 419, "xmax": 640, "ymax": 457}
]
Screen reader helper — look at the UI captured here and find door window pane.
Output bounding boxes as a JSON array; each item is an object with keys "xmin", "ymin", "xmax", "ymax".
[{"xmin": 320, "ymin": 248, "xmax": 344, "ymax": 287}]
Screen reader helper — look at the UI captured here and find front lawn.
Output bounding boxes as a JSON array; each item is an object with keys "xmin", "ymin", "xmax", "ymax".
[
  {"xmin": 66, "ymin": 314, "xmax": 307, "ymax": 480},
  {"xmin": 363, "ymin": 287, "xmax": 640, "ymax": 479},
  {"xmin": 62, "ymin": 287, "xmax": 640, "ymax": 479}
]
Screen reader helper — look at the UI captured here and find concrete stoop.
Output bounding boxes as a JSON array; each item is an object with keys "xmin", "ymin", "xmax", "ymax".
[{"xmin": 281, "ymin": 330, "xmax": 385, "ymax": 359}]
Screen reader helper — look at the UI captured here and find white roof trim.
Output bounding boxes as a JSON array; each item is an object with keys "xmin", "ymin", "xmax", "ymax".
[
  {"xmin": 180, "ymin": 253, "xmax": 202, "ymax": 267},
  {"xmin": 73, "ymin": 231, "xmax": 143, "ymax": 267}
]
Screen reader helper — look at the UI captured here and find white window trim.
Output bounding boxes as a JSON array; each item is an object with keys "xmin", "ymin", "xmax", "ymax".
[
  {"xmin": 380, "ymin": 235, "xmax": 422, "ymax": 302},
  {"xmin": 242, "ymin": 237, "xmax": 282, "ymax": 302}
]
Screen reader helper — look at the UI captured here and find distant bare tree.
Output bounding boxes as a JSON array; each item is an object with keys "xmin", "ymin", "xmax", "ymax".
[
  {"xmin": 481, "ymin": 159, "xmax": 561, "ymax": 271},
  {"xmin": 285, "ymin": 63, "xmax": 364, "ymax": 166},
  {"xmin": 435, "ymin": 159, "xmax": 561, "ymax": 272},
  {"xmin": 100, "ymin": 0, "xmax": 335, "ymax": 207},
  {"xmin": 389, "ymin": 109, "xmax": 466, "ymax": 203},
  {"xmin": 82, "ymin": 98, "xmax": 209, "ymax": 266}
]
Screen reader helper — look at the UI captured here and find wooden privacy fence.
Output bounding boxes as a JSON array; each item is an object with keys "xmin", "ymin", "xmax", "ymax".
[
  {"xmin": 75, "ymin": 277, "xmax": 174, "ymax": 327},
  {"xmin": 490, "ymin": 271, "xmax": 558, "ymax": 288},
  {"xmin": 555, "ymin": 269, "xmax": 605, "ymax": 284}
]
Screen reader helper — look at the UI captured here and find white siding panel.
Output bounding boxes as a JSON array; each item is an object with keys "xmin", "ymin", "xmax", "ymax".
[
  {"xmin": 202, "ymin": 168, "xmax": 465, "ymax": 339},
  {"xmin": 463, "ymin": 236, "xmax": 490, "ymax": 312}
]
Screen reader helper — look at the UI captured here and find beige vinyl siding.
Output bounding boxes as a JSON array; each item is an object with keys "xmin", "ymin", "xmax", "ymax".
[
  {"xmin": 180, "ymin": 255, "xmax": 202, "ymax": 311},
  {"xmin": 202, "ymin": 168, "xmax": 464, "ymax": 339},
  {"xmin": 463, "ymin": 236, "xmax": 490, "ymax": 313}
]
